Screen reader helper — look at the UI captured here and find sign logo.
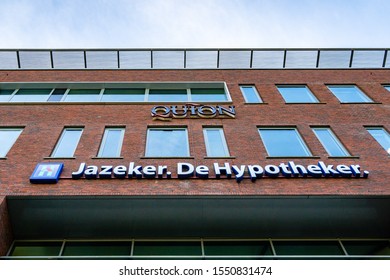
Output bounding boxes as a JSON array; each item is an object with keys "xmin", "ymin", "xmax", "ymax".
[
  {"xmin": 151, "ymin": 104, "xmax": 236, "ymax": 121},
  {"xmin": 30, "ymin": 163, "xmax": 64, "ymax": 184}
]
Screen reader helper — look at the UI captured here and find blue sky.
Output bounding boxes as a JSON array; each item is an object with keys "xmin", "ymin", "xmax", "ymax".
[{"xmin": 0, "ymin": 0, "xmax": 389, "ymax": 48}]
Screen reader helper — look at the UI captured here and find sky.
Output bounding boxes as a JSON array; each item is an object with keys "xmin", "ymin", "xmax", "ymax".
[{"xmin": 0, "ymin": 0, "xmax": 389, "ymax": 49}]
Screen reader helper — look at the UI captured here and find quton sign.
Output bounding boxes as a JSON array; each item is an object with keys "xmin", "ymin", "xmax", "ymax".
[
  {"xmin": 151, "ymin": 104, "xmax": 236, "ymax": 121},
  {"xmin": 30, "ymin": 161, "xmax": 369, "ymax": 184}
]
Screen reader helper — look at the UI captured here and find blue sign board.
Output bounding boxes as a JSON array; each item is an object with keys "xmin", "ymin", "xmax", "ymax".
[{"xmin": 30, "ymin": 163, "xmax": 64, "ymax": 184}]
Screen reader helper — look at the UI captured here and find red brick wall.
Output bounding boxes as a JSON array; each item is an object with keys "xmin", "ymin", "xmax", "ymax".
[
  {"xmin": 0, "ymin": 69, "xmax": 389, "ymax": 196},
  {"xmin": 0, "ymin": 196, "xmax": 12, "ymax": 256}
]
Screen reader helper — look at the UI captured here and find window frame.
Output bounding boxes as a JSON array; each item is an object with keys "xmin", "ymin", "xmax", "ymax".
[
  {"xmin": 145, "ymin": 127, "xmax": 190, "ymax": 158},
  {"xmin": 327, "ymin": 85, "xmax": 373, "ymax": 103},
  {"xmin": 97, "ymin": 127, "xmax": 125, "ymax": 158},
  {"xmin": 258, "ymin": 127, "xmax": 312, "ymax": 157},
  {"xmin": 203, "ymin": 127, "xmax": 230, "ymax": 157},
  {"xmin": 312, "ymin": 127, "xmax": 351, "ymax": 157},
  {"xmin": 239, "ymin": 85, "xmax": 263, "ymax": 103},
  {"xmin": 366, "ymin": 126, "xmax": 390, "ymax": 155},
  {"xmin": 0, "ymin": 127, "xmax": 23, "ymax": 158},
  {"xmin": 276, "ymin": 85, "xmax": 319, "ymax": 103},
  {"xmin": 51, "ymin": 127, "xmax": 83, "ymax": 158}
]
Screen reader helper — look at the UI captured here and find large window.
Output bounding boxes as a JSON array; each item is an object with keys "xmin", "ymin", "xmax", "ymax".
[
  {"xmin": 366, "ymin": 127, "xmax": 390, "ymax": 155},
  {"xmin": 203, "ymin": 127, "xmax": 230, "ymax": 157},
  {"xmin": 63, "ymin": 89, "xmax": 101, "ymax": 102},
  {"xmin": 0, "ymin": 83, "xmax": 231, "ymax": 103},
  {"xmin": 258, "ymin": 128, "xmax": 312, "ymax": 157},
  {"xmin": 276, "ymin": 85, "xmax": 319, "ymax": 103},
  {"xmin": 97, "ymin": 128, "xmax": 125, "ymax": 157},
  {"xmin": 327, "ymin": 85, "xmax": 373, "ymax": 103},
  {"xmin": 145, "ymin": 128, "xmax": 190, "ymax": 157},
  {"xmin": 240, "ymin": 85, "xmax": 263, "ymax": 103},
  {"xmin": 0, "ymin": 128, "xmax": 23, "ymax": 157},
  {"xmin": 10, "ymin": 89, "xmax": 52, "ymax": 102},
  {"xmin": 312, "ymin": 127, "xmax": 350, "ymax": 156},
  {"xmin": 51, "ymin": 128, "xmax": 83, "ymax": 158}
]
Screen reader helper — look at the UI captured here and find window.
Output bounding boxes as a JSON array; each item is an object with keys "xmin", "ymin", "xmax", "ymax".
[
  {"xmin": 240, "ymin": 85, "xmax": 263, "ymax": 103},
  {"xmin": 145, "ymin": 128, "xmax": 189, "ymax": 157},
  {"xmin": 10, "ymin": 89, "xmax": 52, "ymax": 102},
  {"xmin": 148, "ymin": 89, "xmax": 187, "ymax": 102},
  {"xmin": 276, "ymin": 85, "xmax": 319, "ymax": 103},
  {"xmin": 0, "ymin": 128, "xmax": 23, "ymax": 157},
  {"xmin": 327, "ymin": 85, "xmax": 373, "ymax": 103},
  {"xmin": 64, "ymin": 89, "xmax": 101, "ymax": 102},
  {"xmin": 101, "ymin": 88, "xmax": 145, "ymax": 102},
  {"xmin": 258, "ymin": 128, "xmax": 312, "ymax": 157},
  {"xmin": 0, "ymin": 83, "xmax": 231, "ymax": 103},
  {"xmin": 366, "ymin": 127, "xmax": 390, "ymax": 155},
  {"xmin": 97, "ymin": 128, "xmax": 125, "ymax": 157},
  {"xmin": 0, "ymin": 89, "xmax": 14, "ymax": 102},
  {"xmin": 203, "ymin": 127, "xmax": 230, "ymax": 157},
  {"xmin": 384, "ymin": 86, "xmax": 390, "ymax": 92},
  {"xmin": 191, "ymin": 88, "xmax": 228, "ymax": 102},
  {"xmin": 51, "ymin": 128, "xmax": 83, "ymax": 157},
  {"xmin": 312, "ymin": 127, "xmax": 350, "ymax": 156}
]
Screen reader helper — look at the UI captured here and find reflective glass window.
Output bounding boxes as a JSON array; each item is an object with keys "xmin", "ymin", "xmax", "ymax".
[
  {"xmin": 145, "ymin": 128, "xmax": 189, "ymax": 157},
  {"xmin": 240, "ymin": 86, "xmax": 262, "ymax": 103},
  {"xmin": 313, "ymin": 127, "xmax": 350, "ymax": 156},
  {"xmin": 327, "ymin": 85, "xmax": 373, "ymax": 103},
  {"xmin": 148, "ymin": 89, "xmax": 187, "ymax": 102},
  {"xmin": 203, "ymin": 127, "xmax": 230, "ymax": 157},
  {"xmin": 258, "ymin": 128, "xmax": 312, "ymax": 157},
  {"xmin": 101, "ymin": 88, "xmax": 145, "ymax": 102},
  {"xmin": 51, "ymin": 128, "xmax": 83, "ymax": 157},
  {"xmin": 277, "ymin": 85, "xmax": 319, "ymax": 103},
  {"xmin": 0, "ymin": 89, "xmax": 14, "ymax": 101},
  {"xmin": 0, "ymin": 128, "xmax": 23, "ymax": 157},
  {"xmin": 366, "ymin": 127, "xmax": 390, "ymax": 154},
  {"xmin": 10, "ymin": 88, "xmax": 52, "ymax": 102},
  {"xmin": 191, "ymin": 88, "xmax": 227, "ymax": 102},
  {"xmin": 64, "ymin": 89, "xmax": 101, "ymax": 102},
  {"xmin": 98, "ymin": 128, "xmax": 125, "ymax": 157}
]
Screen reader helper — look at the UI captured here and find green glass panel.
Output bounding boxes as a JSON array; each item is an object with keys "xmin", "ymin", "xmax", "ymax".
[
  {"xmin": 10, "ymin": 242, "xmax": 62, "ymax": 256},
  {"xmin": 0, "ymin": 89, "xmax": 14, "ymax": 101},
  {"xmin": 62, "ymin": 242, "xmax": 131, "ymax": 256},
  {"xmin": 343, "ymin": 241, "xmax": 390, "ymax": 255},
  {"xmin": 191, "ymin": 88, "xmax": 227, "ymax": 101},
  {"xmin": 11, "ymin": 88, "xmax": 52, "ymax": 102},
  {"xmin": 102, "ymin": 88, "xmax": 145, "ymax": 102},
  {"xmin": 273, "ymin": 241, "xmax": 345, "ymax": 256},
  {"xmin": 133, "ymin": 241, "xmax": 202, "ymax": 256},
  {"xmin": 65, "ymin": 89, "xmax": 101, "ymax": 102},
  {"xmin": 204, "ymin": 241, "xmax": 273, "ymax": 256},
  {"xmin": 148, "ymin": 89, "xmax": 187, "ymax": 102}
]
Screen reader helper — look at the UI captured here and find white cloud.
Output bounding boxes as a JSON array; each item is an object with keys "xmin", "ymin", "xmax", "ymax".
[{"xmin": 0, "ymin": 0, "xmax": 389, "ymax": 48}]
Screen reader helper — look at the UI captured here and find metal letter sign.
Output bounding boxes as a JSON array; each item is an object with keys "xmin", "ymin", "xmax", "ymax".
[{"xmin": 30, "ymin": 162, "xmax": 64, "ymax": 184}]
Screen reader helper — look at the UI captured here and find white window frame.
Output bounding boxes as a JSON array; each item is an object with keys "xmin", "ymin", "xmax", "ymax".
[
  {"xmin": 240, "ymin": 85, "xmax": 263, "ymax": 103},
  {"xmin": 276, "ymin": 85, "xmax": 319, "ymax": 103},
  {"xmin": 312, "ymin": 127, "xmax": 350, "ymax": 156},
  {"xmin": 51, "ymin": 127, "xmax": 83, "ymax": 158},
  {"xmin": 97, "ymin": 127, "xmax": 125, "ymax": 157},
  {"xmin": 327, "ymin": 85, "xmax": 373, "ymax": 103},
  {"xmin": 203, "ymin": 127, "xmax": 230, "ymax": 157}
]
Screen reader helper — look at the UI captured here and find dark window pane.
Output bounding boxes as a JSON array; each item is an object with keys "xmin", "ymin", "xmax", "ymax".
[
  {"xmin": 343, "ymin": 241, "xmax": 390, "ymax": 255},
  {"xmin": 62, "ymin": 242, "xmax": 131, "ymax": 256},
  {"xmin": 0, "ymin": 89, "xmax": 14, "ymax": 101},
  {"xmin": 133, "ymin": 241, "xmax": 202, "ymax": 256},
  {"xmin": 191, "ymin": 88, "xmax": 227, "ymax": 101},
  {"xmin": 148, "ymin": 89, "xmax": 187, "ymax": 102},
  {"xmin": 204, "ymin": 241, "xmax": 273, "ymax": 256},
  {"xmin": 273, "ymin": 241, "xmax": 345, "ymax": 256},
  {"xmin": 10, "ymin": 242, "xmax": 62, "ymax": 256},
  {"xmin": 102, "ymin": 88, "xmax": 145, "ymax": 102}
]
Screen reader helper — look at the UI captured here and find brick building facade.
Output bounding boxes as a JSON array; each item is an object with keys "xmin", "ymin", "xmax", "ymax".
[{"xmin": 0, "ymin": 49, "xmax": 389, "ymax": 259}]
